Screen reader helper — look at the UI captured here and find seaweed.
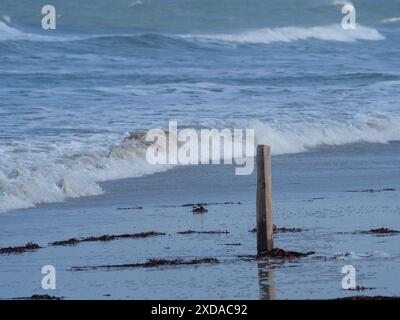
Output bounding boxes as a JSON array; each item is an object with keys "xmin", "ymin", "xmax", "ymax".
[
  {"xmin": 257, "ymin": 248, "xmax": 315, "ymax": 260},
  {"xmin": 177, "ymin": 230, "xmax": 229, "ymax": 235},
  {"xmin": 71, "ymin": 257, "xmax": 219, "ymax": 271},
  {"xmin": 346, "ymin": 188, "xmax": 396, "ymax": 193},
  {"xmin": 359, "ymin": 228, "xmax": 400, "ymax": 236},
  {"xmin": 116, "ymin": 206, "xmax": 143, "ymax": 210},
  {"xmin": 250, "ymin": 225, "xmax": 304, "ymax": 233},
  {"xmin": 0, "ymin": 242, "xmax": 41, "ymax": 255},
  {"xmin": 50, "ymin": 231, "xmax": 165, "ymax": 246},
  {"xmin": 13, "ymin": 295, "xmax": 63, "ymax": 300},
  {"xmin": 161, "ymin": 201, "xmax": 242, "ymax": 208}
]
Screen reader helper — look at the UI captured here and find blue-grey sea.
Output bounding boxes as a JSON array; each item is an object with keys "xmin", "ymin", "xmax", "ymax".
[{"xmin": 0, "ymin": 0, "xmax": 399, "ymax": 212}]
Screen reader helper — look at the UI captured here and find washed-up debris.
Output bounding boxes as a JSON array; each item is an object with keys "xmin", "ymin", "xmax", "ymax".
[
  {"xmin": 116, "ymin": 206, "xmax": 143, "ymax": 210},
  {"xmin": 346, "ymin": 188, "xmax": 396, "ymax": 193},
  {"xmin": 257, "ymin": 248, "xmax": 315, "ymax": 260},
  {"xmin": 161, "ymin": 201, "xmax": 242, "ymax": 208},
  {"xmin": 335, "ymin": 296, "xmax": 400, "ymax": 300},
  {"xmin": 303, "ymin": 197, "xmax": 326, "ymax": 202},
  {"xmin": 238, "ymin": 249, "xmax": 315, "ymax": 261},
  {"xmin": 273, "ymin": 226, "xmax": 304, "ymax": 233},
  {"xmin": 71, "ymin": 257, "xmax": 219, "ymax": 271},
  {"xmin": 0, "ymin": 242, "xmax": 41, "ymax": 255},
  {"xmin": 359, "ymin": 228, "xmax": 400, "ymax": 236},
  {"xmin": 14, "ymin": 295, "xmax": 63, "ymax": 300},
  {"xmin": 177, "ymin": 230, "xmax": 229, "ymax": 235},
  {"xmin": 346, "ymin": 286, "xmax": 375, "ymax": 291},
  {"xmin": 224, "ymin": 243, "xmax": 241, "ymax": 246},
  {"xmin": 250, "ymin": 225, "xmax": 304, "ymax": 233},
  {"xmin": 50, "ymin": 231, "xmax": 165, "ymax": 246},
  {"xmin": 192, "ymin": 205, "xmax": 208, "ymax": 213}
]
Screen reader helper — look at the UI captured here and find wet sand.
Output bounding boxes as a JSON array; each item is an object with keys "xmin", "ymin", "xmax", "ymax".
[{"xmin": 0, "ymin": 142, "xmax": 399, "ymax": 299}]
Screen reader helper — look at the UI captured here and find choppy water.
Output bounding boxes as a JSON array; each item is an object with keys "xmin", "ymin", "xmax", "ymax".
[{"xmin": 0, "ymin": 0, "xmax": 400, "ymax": 212}]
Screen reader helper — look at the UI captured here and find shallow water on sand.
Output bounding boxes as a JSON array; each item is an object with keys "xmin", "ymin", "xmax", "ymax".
[{"xmin": 0, "ymin": 143, "xmax": 399, "ymax": 299}]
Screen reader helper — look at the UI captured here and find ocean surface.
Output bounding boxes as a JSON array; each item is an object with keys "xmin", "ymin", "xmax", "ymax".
[{"xmin": 1, "ymin": 0, "xmax": 400, "ymax": 213}]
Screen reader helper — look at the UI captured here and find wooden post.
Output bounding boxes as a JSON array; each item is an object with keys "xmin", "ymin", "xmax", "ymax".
[{"xmin": 256, "ymin": 145, "xmax": 273, "ymax": 254}]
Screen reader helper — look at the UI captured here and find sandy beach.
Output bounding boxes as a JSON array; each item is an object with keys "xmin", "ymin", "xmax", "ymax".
[{"xmin": 1, "ymin": 142, "xmax": 399, "ymax": 299}]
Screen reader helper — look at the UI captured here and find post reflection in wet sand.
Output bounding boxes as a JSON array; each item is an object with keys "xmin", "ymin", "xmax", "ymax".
[{"xmin": 257, "ymin": 261, "xmax": 277, "ymax": 300}]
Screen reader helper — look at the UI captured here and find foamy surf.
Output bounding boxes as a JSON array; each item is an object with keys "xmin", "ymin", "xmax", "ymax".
[
  {"xmin": 1, "ymin": 113, "xmax": 400, "ymax": 213},
  {"xmin": 183, "ymin": 24, "xmax": 385, "ymax": 44},
  {"xmin": 0, "ymin": 136, "xmax": 170, "ymax": 213},
  {"xmin": 333, "ymin": 251, "xmax": 391, "ymax": 260},
  {"xmin": 0, "ymin": 21, "xmax": 80, "ymax": 41},
  {"xmin": 381, "ymin": 17, "xmax": 400, "ymax": 24},
  {"xmin": 250, "ymin": 113, "xmax": 400, "ymax": 155}
]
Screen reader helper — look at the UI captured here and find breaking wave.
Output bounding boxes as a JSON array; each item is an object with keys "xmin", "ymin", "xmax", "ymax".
[
  {"xmin": 0, "ymin": 20, "xmax": 385, "ymax": 45},
  {"xmin": 1, "ymin": 112, "xmax": 400, "ymax": 213},
  {"xmin": 251, "ymin": 113, "xmax": 400, "ymax": 155},
  {"xmin": 0, "ymin": 21, "xmax": 80, "ymax": 42},
  {"xmin": 0, "ymin": 135, "xmax": 170, "ymax": 213},
  {"xmin": 184, "ymin": 24, "xmax": 385, "ymax": 44}
]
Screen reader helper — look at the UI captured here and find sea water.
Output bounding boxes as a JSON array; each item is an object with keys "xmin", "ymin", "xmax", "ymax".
[{"xmin": 0, "ymin": 0, "xmax": 399, "ymax": 213}]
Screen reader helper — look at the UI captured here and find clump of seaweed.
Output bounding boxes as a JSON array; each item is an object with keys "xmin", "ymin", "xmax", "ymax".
[
  {"xmin": 346, "ymin": 188, "xmax": 396, "ymax": 193},
  {"xmin": 257, "ymin": 248, "xmax": 315, "ymax": 260},
  {"xmin": 250, "ymin": 225, "xmax": 304, "ymax": 233},
  {"xmin": 14, "ymin": 295, "xmax": 63, "ymax": 300},
  {"xmin": 0, "ymin": 242, "xmax": 41, "ymax": 255},
  {"xmin": 177, "ymin": 230, "xmax": 229, "ymax": 235},
  {"xmin": 359, "ymin": 228, "xmax": 400, "ymax": 236},
  {"xmin": 71, "ymin": 257, "xmax": 219, "ymax": 271},
  {"xmin": 50, "ymin": 231, "xmax": 165, "ymax": 246}
]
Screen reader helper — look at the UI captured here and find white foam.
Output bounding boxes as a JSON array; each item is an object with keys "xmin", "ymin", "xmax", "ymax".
[
  {"xmin": 0, "ymin": 136, "xmax": 170, "ymax": 213},
  {"xmin": 183, "ymin": 24, "xmax": 385, "ymax": 44},
  {"xmin": 334, "ymin": 251, "xmax": 391, "ymax": 260},
  {"xmin": 1, "ymin": 112, "xmax": 400, "ymax": 213},
  {"xmin": 331, "ymin": 0, "xmax": 353, "ymax": 6},
  {"xmin": 249, "ymin": 113, "xmax": 400, "ymax": 155},
  {"xmin": 2, "ymin": 15, "xmax": 11, "ymax": 24},
  {"xmin": 381, "ymin": 17, "xmax": 400, "ymax": 24},
  {"xmin": 129, "ymin": 0, "xmax": 143, "ymax": 7},
  {"xmin": 0, "ymin": 21, "xmax": 80, "ymax": 41}
]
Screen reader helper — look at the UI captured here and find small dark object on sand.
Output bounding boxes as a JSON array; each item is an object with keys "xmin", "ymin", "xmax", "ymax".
[
  {"xmin": 162, "ymin": 201, "xmax": 241, "ymax": 208},
  {"xmin": 0, "ymin": 242, "xmax": 41, "ymax": 255},
  {"xmin": 71, "ymin": 257, "xmax": 219, "ymax": 271},
  {"xmin": 335, "ymin": 296, "xmax": 400, "ymax": 300},
  {"xmin": 192, "ymin": 205, "xmax": 208, "ymax": 213},
  {"xmin": 14, "ymin": 295, "xmax": 63, "ymax": 300},
  {"xmin": 257, "ymin": 248, "xmax": 315, "ymax": 260},
  {"xmin": 183, "ymin": 202, "xmax": 241, "ymax": 207},
  {"xmin": 177, "ymin": 230, "xmax": 229, "ymax": 235},
  {"xmin": 346, "ymin": 188, "xmax": 396, "ymax": 193},
  {"xmin": 360, "ymin": 228, "xmax": 400, "ymax": 236},
  {"xmin": 50, "ymin": 231, "xmax": 165, "ymax": 246},
  {"xmin": 346, "ymin": 286, "xmax": 374, "ymax": 291},
  {"xmin": 116, "ymin": 206, "xmax": 143, "ymax": 210}
]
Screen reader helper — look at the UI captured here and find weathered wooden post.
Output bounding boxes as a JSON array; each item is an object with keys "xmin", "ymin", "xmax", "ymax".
[{"xmin": 256, "ymin": 145, "xmax": 273, "ymax": 254}]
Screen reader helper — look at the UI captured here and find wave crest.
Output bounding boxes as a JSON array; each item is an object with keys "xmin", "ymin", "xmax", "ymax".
[{"xmin": 183, "ymin": 24, "xmax": 385, "ymax": 44}]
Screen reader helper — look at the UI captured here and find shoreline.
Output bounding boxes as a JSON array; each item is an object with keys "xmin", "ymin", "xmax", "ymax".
[{"xmin": 0, "ymin": 142, "xmax": 399, "ymax": 299}]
